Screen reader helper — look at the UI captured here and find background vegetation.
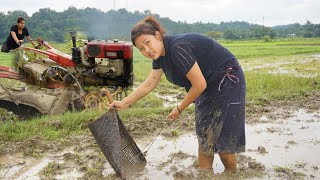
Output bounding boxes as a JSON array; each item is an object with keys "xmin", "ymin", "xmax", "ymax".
[{"xmin": 0, "ymin": 7, "xmax": 320, "ymax": 43}]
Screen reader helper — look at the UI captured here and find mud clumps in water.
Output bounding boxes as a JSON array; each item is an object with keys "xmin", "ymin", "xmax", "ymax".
[
  {"xmin": 274, "ymin": 166, "xmax": 306, "ymax": 179},
  {"xmin": 287, "ymin": 140, "xmax": 297, "ymax": 145},
  {"xmin": 22, "ymin": 136, "xmax": 58, "ymax": 157},
  {"xmin": 248, "ymin": 161, "xmax": 265, "ymax": 171},
  {"xmin": 169, "ymin": 164, "xmax": 213, "ymax": 180},
  {"xmin": 223, "ymin": 154, "xmax": 267, "ymax": 179},
  {"xmin": 294, "ymin": 162, "xmax": 307, "ymax": 169},
  {"xmin": 158, "ymin": 151, "xmax": 195, "ymax": 171},
  {"xmin": 63, "ymin": 152, "xmax": 79, "ymax": 161},
  {"xmin": 312, "ymin": 165, "xmax": 319, "ymax": 171},
  {"xmin": 61, "ymin": 137, "xmax": 107, "ymax": 179},
  {"xmin": 105, "ymin": 173, "xmax": 119, "ymax": 179},
  {"xmin": 170, "ymin": 151, "xmax": 194, "ymax": 160},
  {"xmin": 237, "ymin": 154, "xmax": 266, "ymax": 170},
  {"xmin": 81, "ymin": 167, "xmax": 104, "ymax": 180},
  {"xmin": 257, "ymin": 146, "xmax": 268, "ymax": 154},
  {"xmin": 162, "ymin": 129, "xmax": 181, "ymax": 138},
  {"xmin": 173, "ymin": 169, "xmax": 197, "ymax": 179},
  {"xmin": 39, "ymin": 162, "xmax": 63, "ymax": 178},
  {"xmin": 266, "ymin": 127, "xmax": 280, "ymax": 133},
  {"xmin": 246, "ymin": 90, "xmax": 320, "ymax": 125},
  {"xmin": 165, "ymin": 153, "xmax": 267, "ymax": 180},
  {"xmin": 1, "ymin": 87, "xmax": 320, "ymax": 179}
]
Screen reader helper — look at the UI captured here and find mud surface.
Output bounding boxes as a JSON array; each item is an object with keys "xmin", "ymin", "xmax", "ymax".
[{"xmin": 1, "ymin": 107, "xmax": 320, "ymax": 179}]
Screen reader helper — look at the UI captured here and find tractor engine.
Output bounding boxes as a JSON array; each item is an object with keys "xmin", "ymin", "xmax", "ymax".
[{"xmin": 70, "ymin": 32, "xmax": 134, "ymax": 88}]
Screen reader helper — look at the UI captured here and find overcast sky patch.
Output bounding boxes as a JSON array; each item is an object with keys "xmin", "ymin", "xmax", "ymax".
[{"xmin": 0, "ymin": 0, "xmax": 319, "ymax": 26}]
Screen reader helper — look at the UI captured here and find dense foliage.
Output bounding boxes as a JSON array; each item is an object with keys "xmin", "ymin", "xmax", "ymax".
[{"xmin": 0, "ymin": 7, "xmax": 319, "ymax": 42}]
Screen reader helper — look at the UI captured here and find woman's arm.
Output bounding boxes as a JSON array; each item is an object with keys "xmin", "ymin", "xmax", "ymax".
[
  {"xmin": 180, "ymin": 62, "xmax": 207, "ymax": 111},
  {"xmin": 26, "ymin": 36, "xmax": 36, "ymax": 47},
  {"xmin": 109, "ymin": 68, "xmax": 163, "ymax": 109},
  {"xmin": 167, "ymin": 62, "xmax": 207, "ymax": 120}
]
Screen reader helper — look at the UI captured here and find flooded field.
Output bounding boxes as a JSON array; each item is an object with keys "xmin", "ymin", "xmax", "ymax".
[
  {"xmin": 242, "ymin": 54, "xmax": 320, "ymax": 78},
  {"xmin": 1, "ymin": 107, "xmax": 319, "ymax": 179},
  {"xmin": 1, "ymin": 47, "xmax": 320, "ymax": 179}
]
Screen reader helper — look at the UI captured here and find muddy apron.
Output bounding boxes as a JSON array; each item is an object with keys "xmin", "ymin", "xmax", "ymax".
[{"xmin": 195, "ymin": 58, "xmax": 246, "ymax": 156}]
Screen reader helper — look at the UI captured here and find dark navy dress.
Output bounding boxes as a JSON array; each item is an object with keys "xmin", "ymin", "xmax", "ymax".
[{"xmin": 153, "ymin": 33, "xmax": 246, "ymax": 155}]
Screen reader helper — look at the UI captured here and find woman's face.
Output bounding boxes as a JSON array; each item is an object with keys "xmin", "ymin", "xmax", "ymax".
[
  {"xmin": 17, "ymin": 20, "xmax": 26, "ymax": 29},
  {"xmin": 135, "ymin": 31, "xmax": 165, "ymax": 60}
]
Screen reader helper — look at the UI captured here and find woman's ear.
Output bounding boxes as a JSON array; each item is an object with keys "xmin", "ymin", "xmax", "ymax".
[{"xmin": 155, "ymin": 31, "xmax": 162, "ymax": 40}]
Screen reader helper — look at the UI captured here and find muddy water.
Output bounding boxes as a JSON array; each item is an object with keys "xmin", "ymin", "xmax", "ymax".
[
  {"xmin": 123, "ymin": 134, "xmax": 224, "ymax": 179},
  {"xmin": 117, "ymin": 109, "xmax": 320, "ymax": 179},
  {"xmin": 1, "ymin": 108, "xmax": 320, "ymax": 179},
  {"xmin": 246, "ymin": 109, "xmax": 320, "ymax": 178},
  {"xmin": 244, "ymin": 61, "xmax": 294, "ymax": 71},
  {"xmin": 155, "ymin": 93, "xmax": 178, "ymax": 108},
  {"xmin": 243, "ymin": 54, "xmax": 320, "ymax": 78},
  {"xmin": 268, "ymin": 68, "xmax": 320, "ymax": 78},
  {"xmin": 0, "ymin": 148, "xmax": 82, "ymax": 180}
]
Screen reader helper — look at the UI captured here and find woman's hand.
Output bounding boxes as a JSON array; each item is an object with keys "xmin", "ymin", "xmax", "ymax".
[
  {"xmin": 16, "ymin": 40, "xmax": 23, "ymax": 45},
  {"xmin": 167, "ymin": 107, "xmax": 181, "ymax": 121},
  {"xmin": 107, "ymin": 100, "xmax": 129, "ymax": 110}
]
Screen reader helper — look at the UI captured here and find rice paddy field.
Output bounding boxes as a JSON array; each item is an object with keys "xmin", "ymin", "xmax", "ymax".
[{"xmin": 0, "ymin": 38, "xmax": 320, "ymax": 179}]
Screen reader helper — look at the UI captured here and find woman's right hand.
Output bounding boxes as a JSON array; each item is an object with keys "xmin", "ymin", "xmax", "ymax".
[
  {"xmin": 108, "ymin": 100, "xmax": 129, "ymax": 110},
  {"xmin": 16, "ymin": 40, "xmax": 23, "ymax": 46}
]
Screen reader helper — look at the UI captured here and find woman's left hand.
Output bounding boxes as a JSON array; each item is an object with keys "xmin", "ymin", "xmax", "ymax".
[{"xmin": 167, "ymin": 107, "xmax": 180, "ymax": 121}]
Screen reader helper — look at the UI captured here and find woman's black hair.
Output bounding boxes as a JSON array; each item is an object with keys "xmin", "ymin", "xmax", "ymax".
[
  {"xmin": 131, "ymin": 16, "xmax": 166, "ymax": 46},
  {"xmin": 17, "ymin": 17, "xmax": 25, "ymax": 23}
]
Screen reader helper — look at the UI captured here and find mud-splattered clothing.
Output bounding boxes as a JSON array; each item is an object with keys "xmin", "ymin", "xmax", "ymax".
[{"xmin": 153, "ymin": 33, "xmax": 246, "ymax": 155}]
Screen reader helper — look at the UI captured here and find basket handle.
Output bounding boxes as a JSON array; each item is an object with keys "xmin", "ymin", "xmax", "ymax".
[{"xmin": 101, "ymin": 88, "xmax": 113, "ymax": 104}]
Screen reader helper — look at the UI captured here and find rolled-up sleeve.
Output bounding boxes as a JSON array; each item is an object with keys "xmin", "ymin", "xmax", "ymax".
[{"xmin": 172, "ymin": 41, "xmax": 197, "ymax": 75}]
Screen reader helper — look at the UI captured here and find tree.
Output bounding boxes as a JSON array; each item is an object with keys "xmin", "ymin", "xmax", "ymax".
[
  {"xmin": 303, "ymin": 20, "xmax": 315, "ymax": 38},
  {"xmin": 206, "ymin": 31, "xmax": 223, "ymax": 39},
  {"xmin": 0, "ymin": 8, "xmax": 319, "ymax": 43},
  {"xmin": 224, "ymin": 30, "xmax": 239, "ymax": 39}
]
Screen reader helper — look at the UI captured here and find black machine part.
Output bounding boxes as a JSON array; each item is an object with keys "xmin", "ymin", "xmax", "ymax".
[{"xmin": 70, "ymin": 31, "xmax": 82, "ymax": 64}]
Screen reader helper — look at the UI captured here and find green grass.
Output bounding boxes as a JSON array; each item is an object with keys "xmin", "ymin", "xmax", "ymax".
[
  {"xmin": 245, "ymin": 71, "xmax": 319, "ymax": 104},
  {"xmin": 0, "ymin": 48, "xmax": 16, "ymax": 67},
  {"xmin": 0, "ymin": 110, "xmax": 102, "ymax": 141},
  {"xmin": 0, "ymin": 88, "xmax": 169, "ymax": 141},
  {"xmin": 0, "ymin": 105, "xmax": 174, "ymax": 142},
  {"xmin": 220, "ymin": 38, "xmax": 320, "ymax": 59},
  {"xmin": 1, "ymin": 38, "xmax": 320, "ymax": 142}
]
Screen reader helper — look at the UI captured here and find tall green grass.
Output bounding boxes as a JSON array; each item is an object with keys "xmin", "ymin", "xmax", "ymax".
[{"xmin": 245, "ymin": 71, "xmax": 320, "ymax": 104}]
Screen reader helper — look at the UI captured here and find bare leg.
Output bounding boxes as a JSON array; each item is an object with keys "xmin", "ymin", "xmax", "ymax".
[
  {"xmin": 198, "ymin": 148, "xmax": 214, "ymax": 170},
  {"xmin": 218, "ymin": 153, "xmax": 237, "ymax": 171}
]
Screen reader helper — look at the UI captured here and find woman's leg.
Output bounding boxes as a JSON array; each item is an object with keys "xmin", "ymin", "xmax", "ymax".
[
  {"xmin": 218, "ymin": 153, "xmax": 237, "ymax": 171},
  {"xmin": 198, "ymin": 148, "xmax": 214, "ymax": 170}
]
